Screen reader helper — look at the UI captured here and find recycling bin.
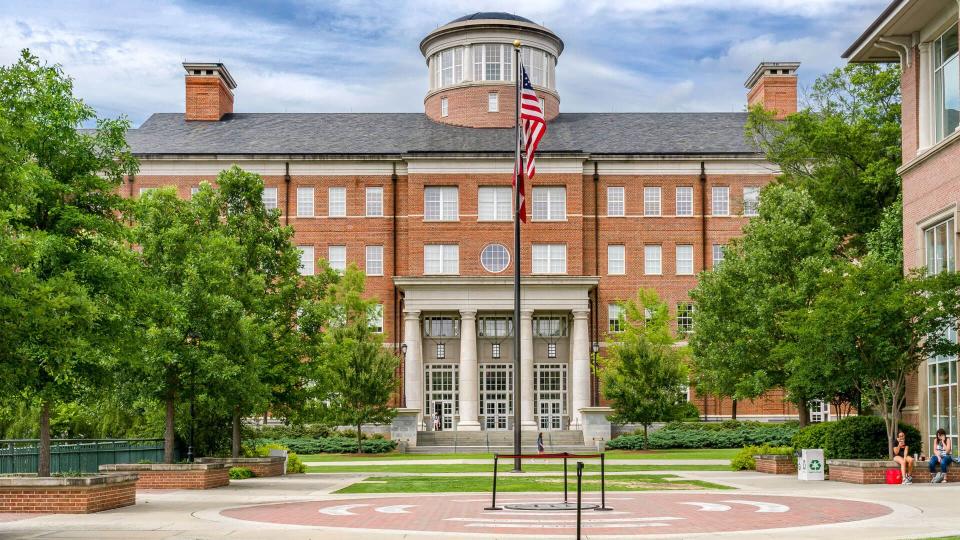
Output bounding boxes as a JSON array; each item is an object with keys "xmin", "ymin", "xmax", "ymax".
[{"xmin": 797, "ymin": 449, "xmax": 825, "ymax": 481}]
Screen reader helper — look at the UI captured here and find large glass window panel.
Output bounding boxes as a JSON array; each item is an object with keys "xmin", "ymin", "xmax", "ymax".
[
  {"xmin": 676, "ymin": 245, "xmax": 694, "ymax": 275},
  {"xmin": 532, "ymin": 244, "xmax": 566, "ymax": 274},
  {"xmin": 327, "ymin": 245, "xmax": 346, "ymax": 272},
  {"xmin": 935, "ymin": 25, "xmax": 960, "ymax": 142},
  {"xmin": 676, "ymin": 187, "xmax": 693, "ymax": 216},
  {"xmin": 424, "ymin": 186, "xmax": 458, "ymax": 221},
  {"xmin": 328, "ymin": 187, "xmax": 346, "ymax": 217},
  {"xmin": 925, "ymin": 218, "xmax": 955, "ymax": 275},
  {"xmin": 607, "ymin": 187, "xmax": 625, "ymax": 216},
  {"xmin": 532, "ymin": 187, "xmax": 566, "ymax": 220},
  {"xmin": 298, "ymin": 246, "xmax": 314, "ymax": 276},
  {"xmin": 644, "ymin": 187, "xmax": 661, "ymax": 216},
  {"xmin": 485, "ymin": 44, "xmax": 501, "ymax": 81},
  {"xmin": 645, "ymin": 245, "xmax": 662, "ymax": 275},
  {"xmin": 478, "ymin": 187, "xmax": 512, "ymax": 221},
  {"xmin": 424, "ymin": 244, "xmax": 459, "ymax": 275},
  {"xmin": 743, "ymin": 186, "xmax": 760, "ymax": 216},
  {"xmin": 712, "ymin": 186, "xmax": 730, "ymax": 216},
  {"xmin": 608, "ymin": 244, "xmax": 625, "ymax": 275},
  {"xmin": 297, "ymin": 187, "xmax": 314, "ymax": 217}
]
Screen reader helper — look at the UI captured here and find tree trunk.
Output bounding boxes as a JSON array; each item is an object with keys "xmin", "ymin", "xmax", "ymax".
[
  {"xmin": 164, "ymin": 393, "xmax": 175, "ymax": 464},
  {"xmin": 38, "ymin": 401, "xmax": 51, "ymax": 477},
  {"xmin": 797, "ymin": 398, "xmax": 810, "ymax": 428},
  {"xmin": 731, "ymin": 399, "xmax": 738, "ymax": 420},
  {"xmin": 357, "ymin": 423, "xmax": 363, "ymax": 455},
  {"xmin": 232, "ymin": 406, "xmax": 241, "ymax": 459},
  {"xmin": 642, "ymin": 424, "xmax": 649, "ymax": 450}
]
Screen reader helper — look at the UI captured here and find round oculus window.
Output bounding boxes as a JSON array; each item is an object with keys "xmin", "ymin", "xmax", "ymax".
[{"xmin": 481, "ymin": 244, "xmax": 510, "ymax": 273}]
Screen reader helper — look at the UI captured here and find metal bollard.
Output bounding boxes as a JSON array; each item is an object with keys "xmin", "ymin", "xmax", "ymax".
[
  {"xmin": 576, "ymin": 461, "xmax": 584, "ymax": 540},
  {"xmin": 485, "ymin": 455, "xmax": 501, "ymax": 510}
]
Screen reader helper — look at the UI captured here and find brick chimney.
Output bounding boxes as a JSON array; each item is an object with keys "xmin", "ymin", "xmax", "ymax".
[
  {"xmin": 745, "ymin": 61, "xmax": 799, "ymax": 120},
  {"xmin": 183, "ymin": 62, "xmax": 237, "ymax": 121}
]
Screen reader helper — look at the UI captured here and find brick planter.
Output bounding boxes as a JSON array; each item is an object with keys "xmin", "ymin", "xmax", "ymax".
[
  {"xmin": 754, "ymin": 454, "xmax": 797, "ymax": 475},
  {"xmin": 826, "ymin": 459, "xmax": 899, "ymax": 484},
  {"xmin": 196, "ymin": 457, "xmax": 285, "ymax": 477},
  {"xmin": 0, "ymin": 473, "xmax": 137, "ymax": 513},
  {"xmin": 98, "ymin": 463, "xmax": 228, "ymax": 490}
]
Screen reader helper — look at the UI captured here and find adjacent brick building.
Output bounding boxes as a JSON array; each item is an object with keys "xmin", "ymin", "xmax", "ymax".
[
  {"xmin": 845, "ymin": 0, "xmax": 960, "ymax": 448},
  {"xmin": 123, "ymin": 12, "xmax": 800, "ymax": 433}
]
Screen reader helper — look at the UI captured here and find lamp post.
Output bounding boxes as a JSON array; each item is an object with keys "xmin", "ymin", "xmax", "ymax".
[
  {"xmin": 591, "ymin": 342, "xmax": 600, "ymax": 407},
  {"xmin": 186, "ymin": 331, "xmax": 199, "ymax": 463},
  {"xmin": 400, "ymin": 343, "xmax": 408, "ymax": 408}
]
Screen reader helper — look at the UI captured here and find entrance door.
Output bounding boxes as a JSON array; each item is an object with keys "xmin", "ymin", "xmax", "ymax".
[
  {"xmin": 484, "ymin": 400, "xmax": 509, "ymax": 430},
  {"xmin": 480, "ymin": 364, "xmax": 512, "ymax": 431},
  {"xmin": 433, "ymin": 400, "xmax": 454, "ymax": 431},
  {"xmin": 539, "ymin": 399, "xmax": 562, "ymax": 430},
  {"xmin": 424, "ymin": 364, "xmax": 459, "ymax": 431},
  {"xmin": 535, "ymin": 364, "xmax": 567, "ymax": 431}
]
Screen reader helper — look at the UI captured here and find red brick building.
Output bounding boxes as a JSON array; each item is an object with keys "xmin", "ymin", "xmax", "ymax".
[
  {"xmin": 124, "ymin": 12, "xmax": 799, "ymax": 432},
  {"xmin": 846, "ymin": 0, "xmax": 960, "ymax": 449}
]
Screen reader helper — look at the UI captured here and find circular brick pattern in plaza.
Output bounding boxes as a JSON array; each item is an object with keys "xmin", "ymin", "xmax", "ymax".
[{"xmin": 220, "ymin": 492, "xmax": 893, "ymax": 535}]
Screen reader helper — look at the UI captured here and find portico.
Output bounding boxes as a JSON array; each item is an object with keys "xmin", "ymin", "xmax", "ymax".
[{"xmin": 395, "ymin": 276, "xmax": 598, "ymax": 432}]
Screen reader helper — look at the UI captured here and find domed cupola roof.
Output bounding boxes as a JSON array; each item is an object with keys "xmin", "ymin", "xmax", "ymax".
[{"xmin": 447, "ymin": 12, "xmax": 536, "ymax": 25}]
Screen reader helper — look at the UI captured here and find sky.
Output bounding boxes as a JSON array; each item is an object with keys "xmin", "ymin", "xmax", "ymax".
[{"xmin": 3, "ymin": 0, "xmax": 891, "ymax": 127}]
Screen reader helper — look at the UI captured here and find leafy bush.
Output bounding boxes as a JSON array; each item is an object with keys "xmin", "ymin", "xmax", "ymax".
[
  {"xmin": 229, "ymin": 467, "xmax": 254, "ymax": 480},
  {"xmin": 246, "ymin": 424, "xmax": 333, "ymax": 440},
  {"xmin": 791, "ymin": 416, "xmax": 922, "ymax": 459},
  {"xmin": 730, "ymin": 445, "xmax": 794, "ymax": 471},
  {"xmin": 247, "ymin": 437, "xmax": 396, "ymax": 455},
  {"xmin": 608, "ymin": 420, "xmax": 798, "ymax": 450},
  {"xmin": 248, "ymin": 443, "xmax": 306, "ymax": 474}
]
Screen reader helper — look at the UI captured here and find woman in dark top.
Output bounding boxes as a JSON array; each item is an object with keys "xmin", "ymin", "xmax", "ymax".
[
  {"xmin": 929, "ymin": 428, "xmax": 952, "ymax": 483},
  {"xmin": 892, "ymin": 431, "xmax": 914, "ymax": 484}
]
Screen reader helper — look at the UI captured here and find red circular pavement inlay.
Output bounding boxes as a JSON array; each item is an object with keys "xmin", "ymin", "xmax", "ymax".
[{"xmin": 220, "ymin": 493, "xmax": 892, "ymax": 535}]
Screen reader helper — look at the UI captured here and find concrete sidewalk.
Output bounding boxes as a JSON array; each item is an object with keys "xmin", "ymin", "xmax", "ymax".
[{"xmin": 305, "ymin": 458, "xmax": 730, "ymax": 466}]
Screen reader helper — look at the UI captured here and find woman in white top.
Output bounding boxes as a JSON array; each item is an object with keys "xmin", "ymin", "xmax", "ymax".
[{"xmin": 929, "ymin": 428, "xmax": 952, "ymax": 483}]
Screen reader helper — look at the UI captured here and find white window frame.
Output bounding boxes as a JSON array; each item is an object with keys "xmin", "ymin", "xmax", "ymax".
[
  {"xmin": 676, "ymin": 186, "xmax": 693, "ymax": 216},
  {"xmin": 327, "ymin": 245, "xmax": 346, "ymax": 272},
  {"xmin": 480, "ymin": 244, "xmax": 510, "ymax": 273},
  {"xmin": 532, "ymin": 244, "xmax": 566, "ymax": 274},
  {"xmin": 440, "ymin": 97, "xmax": 448, "ymax": 117},
  {"xmin": 297, "ymin": 187, "xmax": 315, "ymax": 217},
  {"xmin": 676, "ymin": 244, "xmax": 694, "ymax": 275},
  {"xmin": 488, "ymin": 92, "xmax": 499, "ymax": 112},
  {"xmin": 532, "ymin": 187, "xmax": 566, "ymax": 221},
  {"xmin": 644, "ymin": 245, "xmax": 662, "ymax": 275},
  {"xmin": 607, "ymin": 244, "xmax": 625, "ymax": 275},
  {"xmin": 473, "ymin": 43, "xmax": 512, "ymax": 82},
  {"xmin": 262, "ymin": 187, "xmax": 278, "ymax": 210},
  {"xmin": 478, "ymin": 186, "xmax": 512, "ymax": 221},
  {"xmin": 424, "ymin": 186, "xmax": 458, "ymax": 221},
  {"xmin": 712, "ymin": 186, "xmax": 730, "ymax": 216},
  {"xmin": 608, "ymin": 303, "xmax": 624, "ymax": 333},
  {"xmin": 190, "ymin": 186, "xmax": 201, "ymax": 198},
  {"xmin": 298, "ymin": 245, "xmax": 315, "ymax": 276},
  {"xmin": 644, "ymin": 186, "xmax": 661, "ymax": 216},
  {"xmin": 434, "ymin": 46, "xmax": 464, "ymax": 89},
  {"xmin": 925, "ymin": 217, "xmax": 956, "ymax": 275},
  {"xmin": 365, "ymin": 187, "xmax": 383, "ymax": 217},
  {"xmin": 369, "ymin": 304, "xmax": 384, "ymax": 333},
  {"xmin": 928, "ymin": 326, "xmax": 959, "ymax": 450},
  {"xmin": 328, "ymin": 187, "xmax": 346, "ymax": 218},
  {"xmin": 712, "ymin": 244, "xmax": 725, "ymax": 267},
  {"xmin": 424, "ymin": 244, "xmax": 459, "ymax": 275},
  {"xmin": 607, "ymin": 186, "xmax": 625, "ymax": 217},
  {"xmin": 934, "ymin": 24, "xmax": 960, "ymax": 143},
  {"xmin": 677, "ymin": 303, "xmax": 694, "ymax": 334},
  {"xmin": 743, "ymin": 186, "xmax": 760, "ymax": 217},
  {"xmin": 365, "ymin": 245, "xmax": 384, "ymax": 276}
]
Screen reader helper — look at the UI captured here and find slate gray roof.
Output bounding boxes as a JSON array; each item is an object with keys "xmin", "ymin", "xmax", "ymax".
[
  {"xmin": 126, "ymin": 112, "xmax": 759, "ymax": 156},
  {"xmin": 448, "ymin": 12, "xmax": 536, "ymax": 24}
]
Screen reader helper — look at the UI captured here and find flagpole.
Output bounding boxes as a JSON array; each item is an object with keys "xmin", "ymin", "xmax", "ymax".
[{"xmin": 512, "ymin": 39, "xmax": 523, "ymax": 473}]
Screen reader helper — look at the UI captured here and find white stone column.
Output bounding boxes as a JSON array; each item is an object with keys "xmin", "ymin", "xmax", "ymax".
[
  {"xmin": 520, "ymin": 309, "xmax": 537, "ymax": 431},
  {"xmin": 570, "ymin": 309, "xmax": 591, "ymax": 430},
  {"xmin": 458, "ymin": 310, "xmax": 481, "ymax": 431},
  {"xmin": 403, "ymin": 310, "xmax": 423, "ymax": 424},
  {"xmin": 918, "ymin": 41, "xmax": 932, "ymax": 152}
]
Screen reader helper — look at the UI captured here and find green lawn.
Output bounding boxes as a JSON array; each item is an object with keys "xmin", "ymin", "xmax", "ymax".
[
  {"xmin": 307, "ymin": 463, "xmax": 729, "ymax": 473},
  {"xmin": 300, "ymin": 448, "xmax": 738, "ymax": 462},
  {"xmin": 335, "ymin": 473, "xmax": 733, "ymax": 494}
]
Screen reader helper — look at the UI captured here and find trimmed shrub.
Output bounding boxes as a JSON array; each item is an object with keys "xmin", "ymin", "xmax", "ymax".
[
  {"xmin": 730, "ymin": 445, "xmax": 794, "ymax": 471},
  {"xmin": 790, "ymin": 421, "xmax": 833, "ymax": 453},
  {"xmin": 247, "ymin": 437, "xmax": 397, "ymax": 455},
  {"xmin": 791, "ymin": 416, "xmax": 923, "ymax": 460},
  {"xmin": 229, "ymin": 467, "xmax": 254, "ymax": 480},
  {"xmin": 607, "ymin": 420, "xmax": 798, "ymax": 450},
  {"xmin": 249, "ymin": 443, "xmax": 307, "ymax": 474}
]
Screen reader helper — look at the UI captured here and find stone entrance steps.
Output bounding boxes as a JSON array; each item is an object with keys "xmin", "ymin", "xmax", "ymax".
[{"xmin": 411, "ymin": 430, "xmax": 593, "ymax": 453}]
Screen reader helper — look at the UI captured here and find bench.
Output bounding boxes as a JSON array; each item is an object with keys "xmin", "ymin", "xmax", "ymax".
[{"xmin": 826, "ymin": 459, "xmax": 960, "ymax": 484}]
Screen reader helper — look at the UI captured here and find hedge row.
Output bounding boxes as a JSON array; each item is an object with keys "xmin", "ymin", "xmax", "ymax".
[
  {"xmin": 791, "ymin": 415, "xmax": 922, "ymax": 459},
  {"xmin": 606, "ymin": 420, "xmax": 798, "ymax": 450},
  {"xmin": 730, "ymin": 445, "xmax": 794, "ymax": 471},
  {"xmin": 248, "ymin": 436, "xmax": 397, "ymax": 455}
]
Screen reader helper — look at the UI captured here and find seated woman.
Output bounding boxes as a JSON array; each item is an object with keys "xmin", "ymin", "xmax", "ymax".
[
  {"xmin": 929, "ymin": 428, "xmax": 952, "ymax": 483},
  {"xmin": 892, "ymin": 431, "xmax": 914, "ymax": 484}
]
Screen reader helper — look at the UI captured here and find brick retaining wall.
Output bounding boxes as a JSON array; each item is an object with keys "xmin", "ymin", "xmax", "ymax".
[
  {"xmin": 98, "ymin": 463, "xmax": 229, "ymax": 490},
  {"xmin": 196, "ymin": 457, "xmax": 285, "ymax": 477},
  {"xmin": 0, "ymin": 473, "xmax": 138, "ymax": 513},
  {"xmin": 754, "ymin": 455, "xmax": 796, "ymax": 475}
]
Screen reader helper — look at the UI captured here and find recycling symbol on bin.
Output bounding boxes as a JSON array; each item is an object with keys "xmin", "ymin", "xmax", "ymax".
[{"xmin": 809, "ymin": 459, "xmax": 822, "ymax": 471}]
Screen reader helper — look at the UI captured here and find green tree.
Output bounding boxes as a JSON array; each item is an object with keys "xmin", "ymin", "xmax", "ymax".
[
  {"xmin": 0, "ymin": 51, "xmax": 137, "ymax": 475},
  {"xmin": 601, "ymin": 290, "xmax": 690, "ymax": 447}
]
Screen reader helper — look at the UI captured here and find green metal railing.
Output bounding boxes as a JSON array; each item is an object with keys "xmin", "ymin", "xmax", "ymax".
[{"xmin": 0, "ymin": 439, "xmax": 164, "ymax": 474}]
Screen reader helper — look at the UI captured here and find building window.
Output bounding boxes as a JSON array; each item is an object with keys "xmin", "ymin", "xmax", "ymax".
[
  {"xmin": 532, "ymin": 187, "xmax": 566, "ymax": 221},
  {"xmin": 369, "ymin": 304, "xmax": 383, "ymax": 333},
  {"xmin": 928, "ymin": 326, "xmax": 959, "ymax": 450},
  {"xmin": 608, "ymin": 303, "xmax": 624, "ymax": 333},
  {"xmin": 473, "ymin": 43, "xmax": 513, "ymax": 82},
  {"xmin": 534, "ymin": 315, "xmax": 568, "ymax": 337},
  {"xmin": 424, "ymin": 316, "xmax": 460, "ymax": 337},
  {"xmin": 424, "ymin": 364, "xmax": 459, "ymax": 429},
  {"xmin": 644, "ymin": 245, "xmax": 662, "ymax": 275},
  {"xmin": 436, "ymin": 343, "xmax": 446, "ymax": 359},
  {"xmin": 481, "ymin": 244, "xmax": 510, "ymax": 273},
  {"xmin": 713, "ymin": 244, "xmax": 725, "ymax": 267},
  {"xmin": 328, "ymin": 187, "xmax": 346, "ymax": 218},
  {"xmin": 676, "ymin": 186, "xmax": 693, "ymax": 216},
  {"xmin": 297, "ymin": 187, "xmax": 314, "ymax": 217},
  {"xmin": 607, "ymin": 187, "xmax": 624, "ymax": 216},
  {"xmin": 365, "ymin": 187, "xmax": 383, "ymax": 217},
  {"xmin": 365, "ymin": 245, "xmax": 383, "ymax": 276},
  {"xmin": 934, "ymin": 24, "xmax": 959, "ymax": 142},
  {"xmin": 676, "ymin": 245, "xmax": 694, "ymax": 275},
  {"xmin": 479, "ymin": 316, "xmax": 513, "ymax": 337},
  {"xmin": 809, "ymin": 400, "xmax": 829, "ymax": 423},
  {"xmin": 607, "ymin": 244, "xmax": 625, "ymax": 275},
  {"xmin": 644, "ymin": 186, "xmax": 661, "ymax": 216},
  {"xmin": 743, "ymin": 186, "xmax": 760, "ymax": 217},
  {"xmin": 424, "ymin": 244, "xmax": 459, "ymax": 275},
  {"xmin": 488, "ymin": 92, "xmax": 499, "ymax": 112},
  {"xmin": 262, "ymin": 187, "xmax": 278, "ymax": 210},
  {"xmin": 521, "ymin": 46, "xmax": 554, "ymax": 88},
  {"xmin": 424, "ymin": 186, "xmax": 458, "ymax": 221},
  {"xmin": 547, "ymin": 342, "xmax": 557, "ymax": 359},
  {"xmin": 327, "ymin": 245, "xmax": 346, "ymax": 272},
  {"xmin": 491, "ymin": 343, "xmax": 501, "ymax": 359},
  {"xmin": 440, "ymin": 97, "xmax": 448, "ymax": 117},
  {"xmin": 532, "ymin": 244, "xmax": 566, "ymax": 274},
  {"xmin": 478, "ymin": 186, "xmax": 512, "ymax": 221},
  {"xmin": 677, "ymin": 303, "xmax": 694, "ymax": 334},
  {"xmin": 191, "ymin": 186, "xmax": 201, "ymax": 197},
  {"xmin": 925, "ymin": 217, "xmax": 956, "ymax": 275},
  {"xmin": 433, "ymin": 46, "xmax": 464, "ymax": 89},
  {"xmin": 712, "ymin": 186, "xmax": 730, "ymax": 216},
  {"xmin": 298, "ymin": 246, "xmax": 314, "ymax": 276},
  {"xmin": 138, "ymin": 187, "xmax": 156, "ymax": 196}
]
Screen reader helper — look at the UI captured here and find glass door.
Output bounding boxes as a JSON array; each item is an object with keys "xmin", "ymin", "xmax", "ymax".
[
  {"xmin": 535, "ymin": 363, "xmax": 567, "ymax": 430},
  {"xmin": 480, "ymin": 364, "xmax": 512, "ymax": 431},
  {"xmin": 424, "ymin": 364, "xmax": 459, "ymax": 431}
]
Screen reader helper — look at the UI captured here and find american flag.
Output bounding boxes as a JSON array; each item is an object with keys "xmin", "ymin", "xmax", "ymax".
[{"xmin": 515, "ymin": 63, "xmax": 546, "ymax": 223}]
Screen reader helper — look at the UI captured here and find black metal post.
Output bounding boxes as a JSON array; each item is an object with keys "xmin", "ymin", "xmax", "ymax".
[
  {"xmin": 564, "ymin": 456, "xmax": 568, "ymax": 503},
  {"xmin": 597, "ymin": 452, "xmax": 612, "ymax": 510},
  {"xmin": 576, "ymin": 461, "xmax": 584, "ymax": 540},
  {"xmin": 485, "ymin": 455, "xmax": 501, "ymax": 510},
  {"xmin": 511, "ymin": 41, "xmax": 523, "ymax": 474},
  {"xmin": 188, "ymin": 351, "xmax": 196, "ymax": 463}
]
